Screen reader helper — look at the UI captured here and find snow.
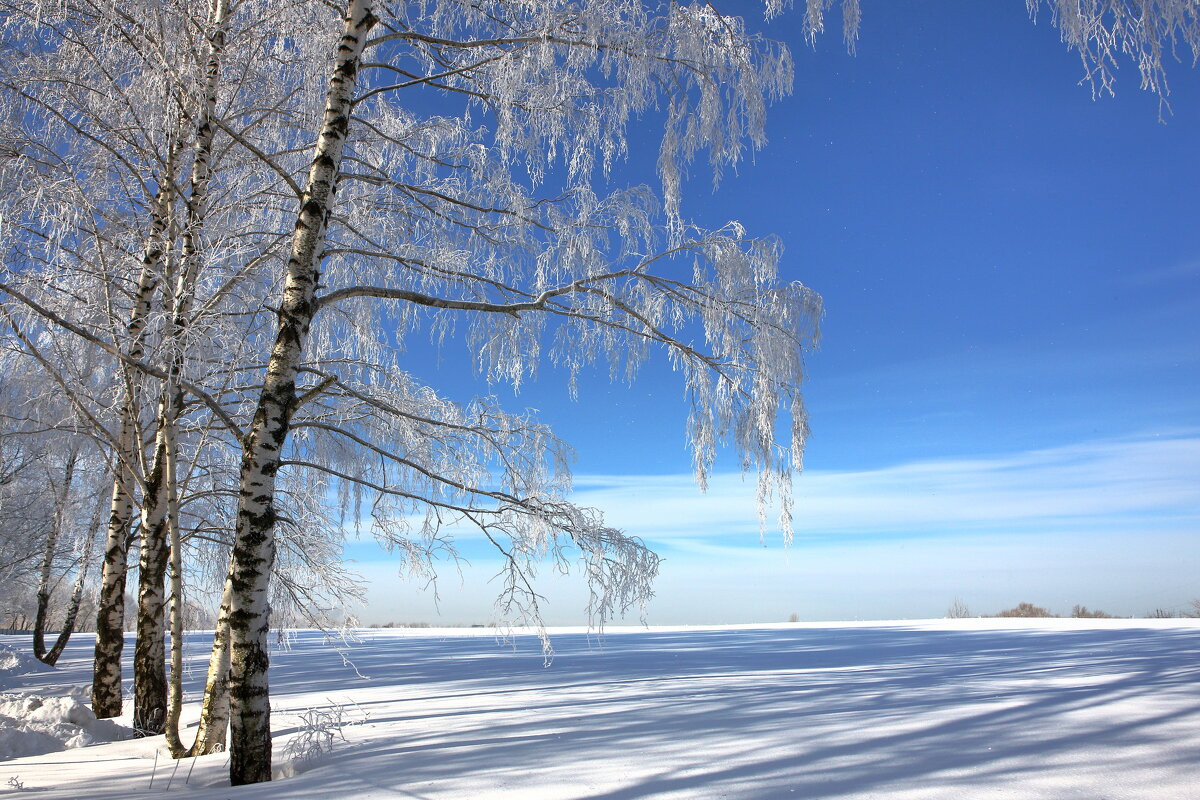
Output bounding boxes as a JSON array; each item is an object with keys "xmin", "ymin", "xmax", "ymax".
[
  {"xmin": 1, "ymin": 618, "xmax": 1198, "ymax": 798},
  {"xmin": 0, "ymin": 692, "xmax": 130, "ymax": 760},
  {"xmin": 0, "ymin": 643, "xmax": 131, "ymax": 761},
  {"xmin": 0, "ymin": 644, "xmax": 53, "ymax": 690}
]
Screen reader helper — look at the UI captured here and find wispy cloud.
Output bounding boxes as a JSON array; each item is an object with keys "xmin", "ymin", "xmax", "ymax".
[
  {"xmin": 354, "ymin": 433, "xmax": 1200, "ymax": 623},
  {"xmin": 572, "ymin": 432, "xmax": 1200, "ymax": 542},
  {"xmin": 1118, "ymin": 258, "xmax": 1200, "ymax": 288}
]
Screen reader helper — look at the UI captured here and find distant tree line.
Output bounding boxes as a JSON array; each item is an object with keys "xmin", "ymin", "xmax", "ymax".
[{"xmin": 945, "ymin": 600, "xmax": 1200, "ymax": 619}]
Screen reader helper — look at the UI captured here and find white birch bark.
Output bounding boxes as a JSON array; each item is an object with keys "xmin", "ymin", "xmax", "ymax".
[
  {"xmin": 134, "ymin": 0, "xmax": 231, "ymax": 736},
  {"xmin": 133, "ymin": 416, "xmax": 172, "ymax": 734},
  {"xmin": 164, "ymin": 414, "xmax": 187, "ymax": 756},
  {"xmin": 189, "ymin": 568, "xmax": 234, "ymax": 756},
  {"xmin": 226, "ymin": 0, "xmax": 377, "ymax": 784},
  {"xmin": 91, "ymin": 191, "xmax": 167, "ymax": 718}
]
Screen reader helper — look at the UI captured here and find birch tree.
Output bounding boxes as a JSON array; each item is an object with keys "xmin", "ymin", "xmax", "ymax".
[
  {"xmin": 199, "ymin": 0, "xmax": 830, "ymax": 783},
  {"xmin": 130, "ymin": 0, "xmax": 233, "ymax": 738},
  {"xmin": 4, "ymin": 0, "xmax": 1198, "ymax": 787},
  {"xmin": 0, "ymin": 332, "xmax": 109, "ymax": 662},
  {"xmin": 1, "ymin": 0, "xmax": 193, "ymax": 720},
  {"xmin": 0, "ymin": 410, "xmax": 50, "ymax": 615},
  {"xmin": 1, "ymin": 0, "xmax": 329, "ymax": 732},
  {"xmin": 209, "ymin": 0, "xmax": 1200, "ymax": 784}
]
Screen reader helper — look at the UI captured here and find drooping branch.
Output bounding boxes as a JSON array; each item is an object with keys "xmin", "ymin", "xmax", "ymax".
[{"xmin": 0, "ymin": 282, "xmax": 246, "ymax": 439}]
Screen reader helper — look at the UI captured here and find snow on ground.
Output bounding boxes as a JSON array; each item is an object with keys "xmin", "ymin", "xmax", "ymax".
[
  {"xmin": 1, "ymin": 618, "xmax": 1199, "ymax": 798},
  {"xmin": 0, "ymin": 643, "xmax": 132, "ymax": 762},
  {"xmin": 0, "ymin": 644, "xmax": 56, "ymax": 691}
]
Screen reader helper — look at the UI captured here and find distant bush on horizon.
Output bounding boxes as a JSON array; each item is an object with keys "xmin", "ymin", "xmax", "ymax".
[
  {"xmin": 946, "ymin": 598, "xmax": 971, "ymax": 619},
  {"xmin": 994, "ymin": 602, "xmax": 1055, "ymax": 618},
  {"xmin": 1071, "ymin": 605, "xmax": 1114, "ymax": 619}
]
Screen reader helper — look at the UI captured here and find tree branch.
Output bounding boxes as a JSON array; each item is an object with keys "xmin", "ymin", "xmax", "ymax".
[{"xmin": 0, "ymin": 281, "xmax": 246, "ymax": 440}]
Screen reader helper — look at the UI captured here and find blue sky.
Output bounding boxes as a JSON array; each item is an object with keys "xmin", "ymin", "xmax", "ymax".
[{"xmin": 351, "ymin": 2, "xmax": 1200, "ymax": 625}]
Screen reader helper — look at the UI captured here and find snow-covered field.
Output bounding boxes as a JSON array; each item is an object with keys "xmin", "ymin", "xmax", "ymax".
[{"xmin": 2, "ymin": 619, "xmax": 1199, "ymax": 798}]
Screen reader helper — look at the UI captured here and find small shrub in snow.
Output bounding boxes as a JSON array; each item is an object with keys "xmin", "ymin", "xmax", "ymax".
[
  {"xmin": 278, "ymin": 699, "xmax": 369, "ymax": 776},
  {"xmin": 281, "ymin": 707, "xmax": 347, "ymax": 764}
]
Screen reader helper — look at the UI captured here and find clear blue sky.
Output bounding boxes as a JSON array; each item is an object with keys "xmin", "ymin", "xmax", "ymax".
[{"xmin": 352, "ymin": 1, "xmax": 1200, "ymax": 625}]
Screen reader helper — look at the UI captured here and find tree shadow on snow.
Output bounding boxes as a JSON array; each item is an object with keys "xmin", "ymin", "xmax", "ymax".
[
  {"xmin": 17, "ymin": 626, "xmax": 1200, "ymax": 797},
  {"xmin": 263, "ymin": 625, "xmax": 1200, "ymax": 798}
]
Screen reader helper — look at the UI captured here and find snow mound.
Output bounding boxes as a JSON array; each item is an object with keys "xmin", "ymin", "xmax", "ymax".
[
  {"xmin": 0, "ymin": 693, "xmax": 130, "ymax": 761},
  {"xmin": 0, "ymin": 643, "xmax": 54, "ymax": 690}
]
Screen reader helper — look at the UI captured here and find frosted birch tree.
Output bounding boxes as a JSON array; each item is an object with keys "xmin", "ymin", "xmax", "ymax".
[
  {"xmin": 0, "ymin": 410, "xmax": 50, "ymax": 612},
  {"xmin": 211, "ymin": 0, "xmax": 1200, "ymax": 784},
  {"xmin": 0, "ymin": 0, "xmax": 325, "ymax": 731},
  {"xmin": 0, "ymin": 334, "xmax": 110, "ymax": 662},
  {"xmin": 202, "ymin": 0, "xmax": 835, "ymax": 783},
  {"xmin": 1, "ymin": 0, "xmax": 198, "ymax": 723},
  {"xmin": 4, "ymin": 0, "xmax": 1198, "ymax": 787}
]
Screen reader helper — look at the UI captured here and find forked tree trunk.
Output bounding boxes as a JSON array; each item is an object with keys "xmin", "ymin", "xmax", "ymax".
[
  {"xmin": 226, "ymin": 0, "xmax": 376, "ymax": 784},
  {"xmin": 135, "ymin": 0, "xmax": 230, "ymax": 739},
  {"xmin": 92, "ymin": 191, "xmax": 168, "ymax": 718}
]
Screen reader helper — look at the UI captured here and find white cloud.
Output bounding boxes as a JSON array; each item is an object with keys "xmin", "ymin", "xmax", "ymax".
[
  {"xmin": 1118, "ymin": 258, "xmax": 1200, "ymax": 287},
  {"xmin": 351, "ymin": 433, "xmax": 1200, "ymax": 625},
  {"xmin": 571, "ymin": 432, "xmax": 1200, "ymax": 542}
]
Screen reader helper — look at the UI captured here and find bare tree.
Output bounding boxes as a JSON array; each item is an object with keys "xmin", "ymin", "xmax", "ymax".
[
  {"xmin": 0, "ymin": 328, "xmax": 115, "ymax": 659},
  {"xmin": 0, "ymin": 381, "xmax": 59, "ymax": 624},
  {"xmin": 995, "ymin": 602, "xmax": 1055, "ymax": 618},
  {"xmin": 31, "ymin": 446, "xmax": 79, "ymax": 664},
  {"xmin": 946, "ymin": 598, "xmax": 971, "ymax": 619}
]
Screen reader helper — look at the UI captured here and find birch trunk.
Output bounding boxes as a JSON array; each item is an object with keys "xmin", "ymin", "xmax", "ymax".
[
  {"xmin": 226, "ymin": 0, "xmax": 376, "ymax": 784},
  {"xmin": 32, "ymin": 450, "xmax": 77, "ymax": 665},
  {"xmin": 164, "ymin": 414, "xmax": 187, "ymax": 757},
  {"xmin": 188, "ymin": 565, "xmax": 235, "ymax": 756},
  {"xmin": 133, "ymin": 423, "xmax": 171, "ymax": 734},
  {"xmin": 133, "ymin": 0, "xmax": 229, "ymax": 734},
  {"xmin": 92, "ymin": 194, "xmax": 166, "ymax": 718},
  {"xmin": 90, "ymin": 431, "xmax": 138, "ymax": 717}
]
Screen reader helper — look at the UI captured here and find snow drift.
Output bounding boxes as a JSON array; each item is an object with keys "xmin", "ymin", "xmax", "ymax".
[{"xmin": 0, "ymin": 643, "xmax": 130, "ymax": 760}]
